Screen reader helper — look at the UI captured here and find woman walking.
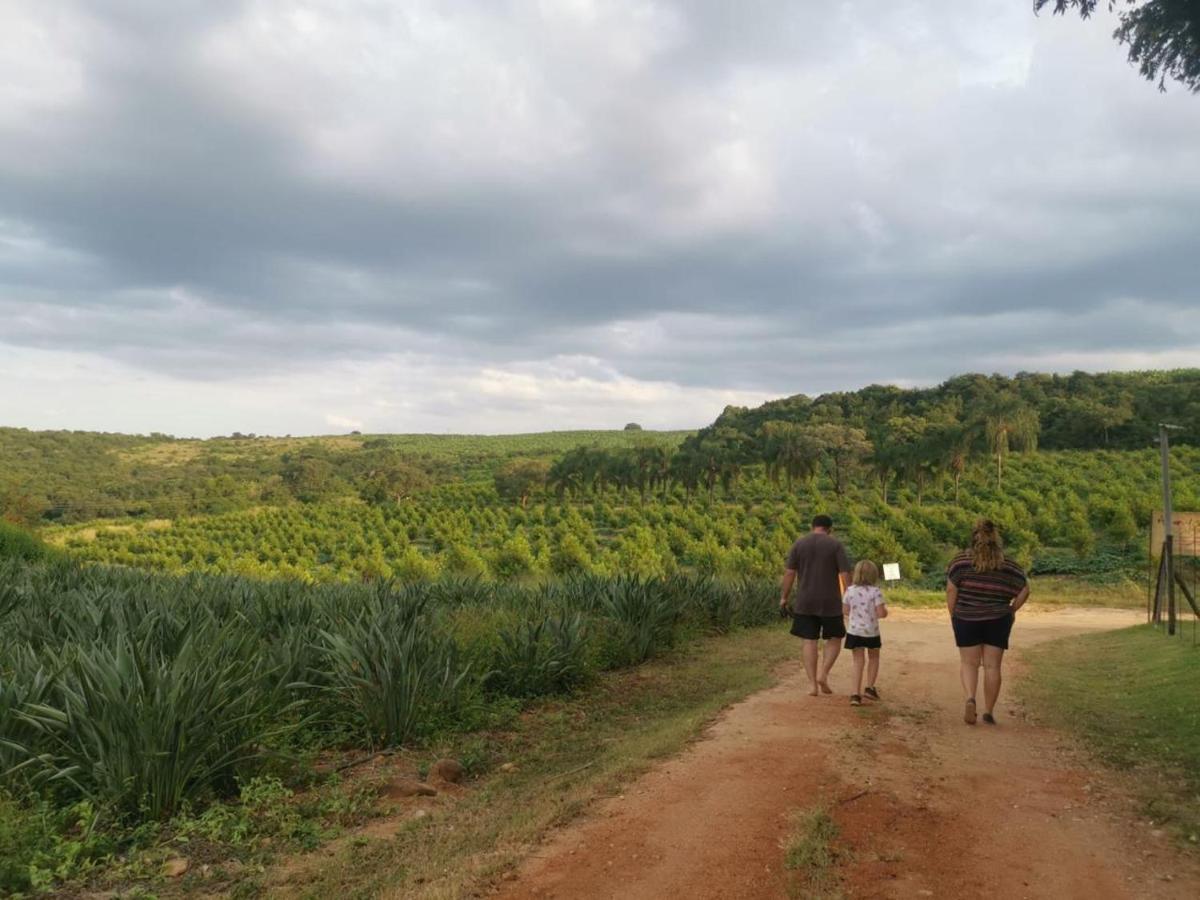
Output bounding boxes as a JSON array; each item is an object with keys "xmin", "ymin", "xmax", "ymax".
[{"xmin": 945, "ymin": 519, "xmax": 1030, "ymax": 725}]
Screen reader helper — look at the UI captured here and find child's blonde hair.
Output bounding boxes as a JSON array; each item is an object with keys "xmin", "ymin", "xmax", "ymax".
[{"xmin": 852, "ymin": 559, "xmax": 879, "ymax": 586}]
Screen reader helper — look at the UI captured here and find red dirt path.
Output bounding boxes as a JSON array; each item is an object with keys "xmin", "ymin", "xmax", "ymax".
[{"xmin": 493, "ymin": 608, "xmax": 1200, "ymax": 900}]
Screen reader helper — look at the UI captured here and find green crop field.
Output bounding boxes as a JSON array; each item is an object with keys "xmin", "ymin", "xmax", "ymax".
[
  {"xmin": 2, "ymin": 369, "xmax": 1199, "ymax": 895},
  {"xmin": 34, "ymin": 445, "xmax": 1198, "ymax": 589}
]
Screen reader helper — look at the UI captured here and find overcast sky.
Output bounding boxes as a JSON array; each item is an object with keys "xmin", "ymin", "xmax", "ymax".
[{"xmin": 1, "ymin": 1, "xmax": 1197, "ymax": 437}]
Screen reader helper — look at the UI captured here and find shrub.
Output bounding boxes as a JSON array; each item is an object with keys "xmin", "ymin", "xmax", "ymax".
[{"xmin": 0, "ymin": 521, "xmax": 52, "ymax": 563}]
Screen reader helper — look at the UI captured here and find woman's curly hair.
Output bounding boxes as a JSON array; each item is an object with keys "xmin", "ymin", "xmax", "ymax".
[{"xmin": 971, "ymin": 519, "xmax": 1005, "ymax": 573}]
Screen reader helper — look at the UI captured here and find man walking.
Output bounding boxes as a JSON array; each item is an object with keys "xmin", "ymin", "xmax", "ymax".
[{"xmin": 780, "ymin": 514, "xmax": 852, "ymax": 696}]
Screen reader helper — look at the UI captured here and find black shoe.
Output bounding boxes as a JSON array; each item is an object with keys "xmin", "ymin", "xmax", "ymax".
[
  {"xmin": 864, "ymin": 686, "xmax": 880, "ymax": 701},
  {"xmin": 981, "ymin": 712, "xmax": 996, "ymax": 725}
]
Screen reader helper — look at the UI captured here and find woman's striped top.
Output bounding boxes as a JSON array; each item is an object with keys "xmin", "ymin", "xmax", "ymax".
[{"xmin": 946, "ymin": 552, "xmax": 1027, "ymax": 621}]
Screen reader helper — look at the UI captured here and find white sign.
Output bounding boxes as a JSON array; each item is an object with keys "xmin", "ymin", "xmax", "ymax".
[{"xmin": 882, "ymin": 562, "xmax": 901, "ymax": 581}]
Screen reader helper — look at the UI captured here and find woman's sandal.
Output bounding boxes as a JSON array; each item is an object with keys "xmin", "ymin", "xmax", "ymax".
[
  {"xmin": 850, "ymin": 694, "xmax": 862, "ymax": 706},
  {"xmin": 864, "ymin": 686, "xmax": 880, "ymax": 701},
  {"xmin": 981, "ymin": 712, "xmax": 996, "ymax": 725},
  {"xmin": 964, "ymin": 698, "xmax": 977, "ymax": 725}
]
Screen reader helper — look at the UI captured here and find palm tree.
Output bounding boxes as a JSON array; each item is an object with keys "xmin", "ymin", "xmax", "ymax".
[
  {"xmin": 930, "ymin": 423, "xmax": 972, "ymax": 504},
  {"xmin": 977, "ymin": 396, "xmax": 1039, "ymax": 492}
]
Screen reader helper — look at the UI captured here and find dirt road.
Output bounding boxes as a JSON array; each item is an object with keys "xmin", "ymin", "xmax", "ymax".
[{"xmin": 493, "ymin": 608, "xmax": 1200, "ymax": 899}]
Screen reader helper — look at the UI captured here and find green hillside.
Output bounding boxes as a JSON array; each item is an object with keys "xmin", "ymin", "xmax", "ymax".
[{"xmin": 0, "ymin": 428, "xmax": 690, "ymax": 524}]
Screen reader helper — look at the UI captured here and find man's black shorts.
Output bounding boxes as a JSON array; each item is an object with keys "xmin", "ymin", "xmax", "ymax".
[
  {"xmin": 790, "ymin": 614, "xmax": 846, "ymax": 640},
  {"xmin": 844, "ymin": 633, "xmax": 882, "ymax": 650},
  {"xmin": 951, "ymin": 613, "xmax": 1014, "ymax": 649}
]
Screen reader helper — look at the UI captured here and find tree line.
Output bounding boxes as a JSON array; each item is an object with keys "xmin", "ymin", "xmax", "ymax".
[{"xmin": 534, "ymin": 389, "xmax": 1044, "ymax": 504}]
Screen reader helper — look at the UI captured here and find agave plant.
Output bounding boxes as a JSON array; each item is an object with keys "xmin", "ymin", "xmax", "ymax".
[
  {"xmin": 318, "ymin": 597, "xmax": 470, "ymax": 748},
  {"xmin": 0, "ymin": 646, "xmax": 57, "ymax": 780},
  {"xmin": 13, "ymin": 619, "xmax": 297, "ymax": 819},
  {"xmin": 596, "ymin": 576, "xmax": 681, "ymax": 667},
  {"xmin": 484, "ymin": 611, "xmax": 590, "ymax": 698}
]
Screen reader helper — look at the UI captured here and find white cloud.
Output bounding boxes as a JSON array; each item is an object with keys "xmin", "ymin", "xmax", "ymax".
[{"xmin": 0, "ymin": 0, "xmax": 1197, "ymax": 436}]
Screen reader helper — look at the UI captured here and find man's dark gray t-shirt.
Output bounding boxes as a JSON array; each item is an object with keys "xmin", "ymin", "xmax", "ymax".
[{"xmin": 785, "ymin": 532, "xmax": 851, "ymax": 617}]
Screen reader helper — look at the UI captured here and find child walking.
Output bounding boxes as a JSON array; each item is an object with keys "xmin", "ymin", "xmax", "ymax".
[{"xmin": 842, "ymin": 560, "xmax": 888, "ymax": 706}]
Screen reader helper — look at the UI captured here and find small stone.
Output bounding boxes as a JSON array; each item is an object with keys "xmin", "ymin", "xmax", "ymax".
[
  {"xmin": 411, "ymin": 808, "xmax": 430, "ymax": 820},
  {"xmin": 380, "ymin": 778, "xmax": 438, "ymax": 799},
  {"xmin": 502, "ymin": 871, "xmax": 518, "ymax": 881},
  {"xmin": 163, "ymin": 857, "xmax": 190, "ymax": 878},
  {"xmin": 430, "ymin": 758, "xmax": 465, "ymax": 784},
  {"xmin": 499, "ymin": 762, "xmax": 518, "ymax": 773}
]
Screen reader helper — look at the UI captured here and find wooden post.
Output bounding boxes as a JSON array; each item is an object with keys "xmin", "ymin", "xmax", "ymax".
[{"xmin": 1159, "ymin": 424, "xmax": 1177, "ymax": 635}]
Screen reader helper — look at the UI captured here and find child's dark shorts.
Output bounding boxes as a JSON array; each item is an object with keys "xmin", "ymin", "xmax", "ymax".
[{"xmin": 844, "ymin": 633, "xmax": 882, "ymax": 650}]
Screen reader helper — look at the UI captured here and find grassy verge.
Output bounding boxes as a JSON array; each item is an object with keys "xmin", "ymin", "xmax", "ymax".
[
  {"xmin": 1020, "ymin": 624, "xmax": 1200, "ymax": 845},
  {"xmin": 173, "ymin": 624, "xmax": 796, "ymax": 898},
  {"xmin": 781, "ymin": 805, "xmax": 841, "ymax": 899}
]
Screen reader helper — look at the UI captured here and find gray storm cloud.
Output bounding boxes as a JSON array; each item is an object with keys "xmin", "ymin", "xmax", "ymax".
[{"xmin": 0, "ymin": 0, "xmax": 1198, "ymax": 434}]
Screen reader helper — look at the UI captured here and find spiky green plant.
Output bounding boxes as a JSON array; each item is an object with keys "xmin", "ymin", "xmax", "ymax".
[
  {"xmin": 484, "ymin": 612, "xmax": 590, "ymax": 697},
  {"xmin": 319, "ymin": 595, "xmax": 470, "ymax": 748},
  {"xmin": 12, "ymin": 620, "xmax": 298, "ymax": 819}
]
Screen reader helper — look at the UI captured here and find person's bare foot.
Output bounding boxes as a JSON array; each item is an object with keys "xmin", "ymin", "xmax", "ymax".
[
  {"xmin": 807, "ymin": 685, "xmax": 820, "ymax": 697},
  {"xmin": 817, "ymin": 680, "xmax": 833, "ymax": 695}
]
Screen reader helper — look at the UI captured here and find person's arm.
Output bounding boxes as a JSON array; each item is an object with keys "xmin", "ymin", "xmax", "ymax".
[
  {"xmin": 780, "ymin": 568, "xmax": 797, "ymax": 612},
  {"xmin": 838, "ymin": 571, "xmax": 851, "ymax": 596},
  {"xmin": 1010, "ymin": 584, "xmax": 1030, "ymax": 615},
  {"xmin": 946, "ymin": 581, "xmax": 958, "ymax": 617},
  {"xmin": 877, "ymin": 600, "xmax": 888, "ymax": 619},
  {"xmin": 842, "ymin": 601, "xmax": 851, "ymax": 622}
]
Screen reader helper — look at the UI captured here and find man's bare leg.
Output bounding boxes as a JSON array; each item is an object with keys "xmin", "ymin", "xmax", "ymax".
[
  {"xmin": 817, "ymin": 638, "xmax": 842, "ymax": 693},
  {"xmin": 802, "ymin": 638, "xmax": 820, "ymax": 696}
]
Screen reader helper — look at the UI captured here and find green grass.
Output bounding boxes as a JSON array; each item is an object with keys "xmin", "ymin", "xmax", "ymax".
[
  {"xmin": 781, "ymin": 805, "xmax": 841, "ymax": 898},
  {"xmin": 1020, "ymin": 624, "xmax": 1200, "ymax": 844}
]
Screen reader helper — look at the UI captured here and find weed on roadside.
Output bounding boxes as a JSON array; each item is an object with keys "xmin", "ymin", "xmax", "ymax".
[{"xmin": 782, "ymin": 805, "xmax": 844, "ymax": 898}]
